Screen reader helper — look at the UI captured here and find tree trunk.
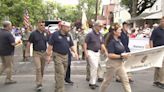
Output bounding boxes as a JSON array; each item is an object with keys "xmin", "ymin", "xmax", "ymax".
[
  {"xmin": 131, "ymin": 0, "xmax": 138, "ymax": 17},
  {"xmin": 95, "ymin": 0, "xmax": 98, "ymax": 21}
]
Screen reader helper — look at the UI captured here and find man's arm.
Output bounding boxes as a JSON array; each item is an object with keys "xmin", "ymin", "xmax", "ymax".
[
  {"xmin": 101, "ymin": 44, "xmax": 108, "ymax": 57},
  {"xmin": 11, "ymin": 40, "xmax": 21, "ymax": 46},
  {"xmin": 70, "ymin": 46, "xmax": 79, "ymax": 60},
  {"xmin": 46, "ymin": 44, "xmax": 53, "ymax": 63},
  {"xmin": 149, "ymin": 40, "xmax": 154, "ymax": 48},
  {"xmin": 8, "ymin": 33, "xmax": 21, "ymax": 46},
  {"xmin": 83, "ymin": 42, "xmax": 89, "ymax": 58},
  {"xmin": 24, "ymin": 42, "xmax": 31, "ymax": 57},
  {"xmin": 149, "ymin": 29, "xmax": 156, "ymax": 48},
  {"xmin": 46, "ymin": 44, "xmax": 53, "ymax": 56}
]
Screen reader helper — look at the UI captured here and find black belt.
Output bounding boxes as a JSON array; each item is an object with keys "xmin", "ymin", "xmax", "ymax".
[
  {"xmin": 93, "ymin": 50, "xmax": 99, "ymax": 52},
  {"xmin": 34, "ymin": 50, "xmax": 46, "ymax": 53},
  {"xmin": 88, "ymin": 49, "xmax": 99, "ymax": 52},
  {"xmin": 54, "ymin": 51, "xmax": 67, "ymax": 55}
]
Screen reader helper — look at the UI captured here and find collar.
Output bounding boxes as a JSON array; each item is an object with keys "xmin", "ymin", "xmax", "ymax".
[
  {"xmin": 2, "ymin": 28, "xmax": 9, "ymax": 32},
  {"xmin": 92, "ymin": 29, "xmax": 100, "ymax": 35},
  {"xmin": 158, "ymin": 26, "xmax": 164, "ymax": 30},
  {"xmin": 36, "ymin": 30, "xmax": 43, "ymax": 34},
  {"xmin": 59, "ymin": 30, "xmax": 68, "ymax": 36},
  {"xmin": 122, "ymin": 29, "xmax": 128, "ymax": 34}
]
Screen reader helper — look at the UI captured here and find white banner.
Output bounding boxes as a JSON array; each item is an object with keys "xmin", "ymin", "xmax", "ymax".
[
  {"xmin": 129, "ymin": 38, "xmax": 150, "ymax": 52},
  {"xmin": 125, "ymin": 46, "xmax": 164, "ymax": 72}
]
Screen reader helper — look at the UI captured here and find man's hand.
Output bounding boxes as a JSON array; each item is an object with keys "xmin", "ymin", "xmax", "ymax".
[
  {"xmin": 121, "ymin": 53, "xmax": 131, "ymax": 59},
  {"xmin": 85, "ymin": 52, "xmax": 89, "ymax": 60},
  {"xmin": 74, "ymin": 52, "xmax": 79, "ymax": 60},
  {"xmin": 46, "ymin": 56, "xmax": 51, "ymax": 64}
]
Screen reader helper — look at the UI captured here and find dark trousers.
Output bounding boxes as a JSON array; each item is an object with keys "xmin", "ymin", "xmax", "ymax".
[{"xmin": 65, "ymin": 51, "xmax": 72, "ymax": 81}]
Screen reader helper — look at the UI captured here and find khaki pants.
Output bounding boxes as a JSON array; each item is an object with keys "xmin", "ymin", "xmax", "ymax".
[
  {"xmin": 33, "ymin": 51, "xmax": 47, "ymax": 85},
  {"xmin": 0, "ymin": 55, "xmax": 13, "ymax": 80},
  {"xmin": 53, "ymin": 52, "xmax": 68, "ymax": 92},
  {"xmin": 116, "ymin": 71, "xmax": 133, "ymax": 80},
  {"xmin": 154, "ymin": 60, "xmax": 164, "ymax": 83},
  {"xmin": 100, "ymin": 59, "xmax": 131, "ymax": 92}
]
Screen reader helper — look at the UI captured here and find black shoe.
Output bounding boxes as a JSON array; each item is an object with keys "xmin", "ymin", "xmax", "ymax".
[
  {"xmin": 65, "ymin": 80, "xmax": 74, "ymax": 84},
  {"xmin": 153, "ymin": 82, "xmax": 161, "ymax": 86},
  {"xmin": 86, "ymin": 78, "xmax": 90, "ymax": 81},
  {"xmin": 129, "ymin": 79, "xmax": 134, "ymax": 83},
  {"xmin": 158, "ymin": 83, "xmax": 164, "ymax": 89},
  {"xmin": 97, "ymin": 78, "xmax": 104, "ymax": 82},
  {"xmin": 89, "ymin": 84, "xmax": 99, "ymax": 87},
  {"xmin": 89, "ymin": 84, "xmax": 97, "ymax": 90},
  {"xmin": 5, "ymin": 79, "xmax": 17, "ymax": 85},
  {"xmin": 116, "ymin": 79, "xmax": 121, "ymax": 83},
  {"xmin": 36, "ymin": 84, "xmax": 42, "ymax": 91}
]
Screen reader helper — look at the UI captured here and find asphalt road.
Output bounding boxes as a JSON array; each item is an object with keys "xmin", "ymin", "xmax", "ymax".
[{"xmin": 0, "ymin": 45, "xmax": 163, "ymax": 92}]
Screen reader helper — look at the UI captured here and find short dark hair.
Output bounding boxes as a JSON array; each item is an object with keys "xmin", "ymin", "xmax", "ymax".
[{"xmin": 122, "ymin": 21, "xmax": 128, "ymax": 25}]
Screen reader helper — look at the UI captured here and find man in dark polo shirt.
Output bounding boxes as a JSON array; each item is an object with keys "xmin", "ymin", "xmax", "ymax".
[
  {"xmin": 84, "ymin": 21, "xmax": 108, "ymax": 89},
  {"xmin": 46, "ymin": 21, "xmax": 78, "ymax": 92},
  {"xmin": 116, "ymin": 22, "xmax": 133, "ymax": 83},
  {"xmin": 0, "ymin": 21, "xmax": 20, "ymax": 84},
  {"xmin": 26, "ymin": 20, "xmax": 48, "ymax": 91},
  {"xmin": 150, "ymin": 16, "xmax": 164, "ymax": 89}
]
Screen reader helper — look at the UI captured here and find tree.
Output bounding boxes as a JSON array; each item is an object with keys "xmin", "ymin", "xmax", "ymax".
[
  {"xmin": 0, "ymin": 0, "xmax": 92, "ymax": 26},
  {"xmin": 56, "ymin": 5, "xmax": 80, "ymax": 22},
  {"xmin": 121, "ymin": 0, "xmax": 156, "ymax": 17},
  {"xmin": 0, "ymin": 0, "xmax": 46, "ymax": 26},
  {"xmin": 77, "ymin": 0, "xmax": 101, "ymax": 21}
]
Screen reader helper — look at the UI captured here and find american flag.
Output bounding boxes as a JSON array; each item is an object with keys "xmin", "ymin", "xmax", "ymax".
[{"xmin": 23, "ymin": 9, "xmax": 30, "ymax": 27}]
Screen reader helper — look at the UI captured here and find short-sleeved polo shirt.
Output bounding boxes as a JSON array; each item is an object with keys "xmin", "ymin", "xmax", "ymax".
[
  {"xmin": 85, "ymin": 30, "xmax": 104, "ymax": 52},
  {"xmin": 120, "ymin": 30, "xmax": 130, "ymax": 52},
  {"xmin": 0, "ymin": 29, "xmax": 15, "ymax": 56},
  {"xmin": 107, "ymin": 39, "xmax": 125, "ymax": 55},
  {"xmin": 48, "ymin": 31, "xmax": 74, "ymax": 55},
  {"xmin": 28, "ymin": 30, "xmax": 48, "ymax": 51},
  {"xmin": 150, "ymin": 27, "xmax": 164, "ymax": 47}
]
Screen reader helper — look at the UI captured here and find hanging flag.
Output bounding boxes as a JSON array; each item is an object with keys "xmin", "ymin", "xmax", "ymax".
[
  {"xmin": 23, "ymin": 9, "xmax": 30, "ymax": 27},
  {"xmin": 82, "ymin": 8, "xmax": 88, "ymax": 30}
]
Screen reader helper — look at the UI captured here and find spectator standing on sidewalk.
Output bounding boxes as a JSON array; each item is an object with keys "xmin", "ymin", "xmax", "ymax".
[{"xmin": 21, "ymin": 26, "xmax": 32, "ymax": 61}]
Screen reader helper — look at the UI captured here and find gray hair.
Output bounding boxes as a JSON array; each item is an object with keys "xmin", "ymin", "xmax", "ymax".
[
  {"xmin": 2, "ymin": 21, "xmax": 12, "ymax": 28},
  {"xmin": 93, "ymin": 21, "xmax": 103, "ymax": 27}
]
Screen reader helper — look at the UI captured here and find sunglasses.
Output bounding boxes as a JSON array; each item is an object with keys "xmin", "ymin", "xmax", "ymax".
[{"xmin": 40, "ymin": 25, "xmax": 45, "ymax": 26}]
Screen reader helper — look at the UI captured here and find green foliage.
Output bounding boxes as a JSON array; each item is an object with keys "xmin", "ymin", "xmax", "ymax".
[
  {"xmin": 0, "ymin": 0, "xmax": 100, "ymax": 26},
  {"xmin": 0, "ymin": 0, "xmax": 46, "ymax": 26},
  {"xmin": 77, "ymin": 0, "xmax": 101, "ymax": 20},
  {"xmin": 57, "ymin": 5, "xmax": 80, "ymax": 22}
]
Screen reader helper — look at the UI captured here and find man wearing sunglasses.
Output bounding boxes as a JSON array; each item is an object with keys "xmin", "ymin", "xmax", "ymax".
[{"xmin": 26, "ymin": 20, "xmax": 49, "ymax": 91}]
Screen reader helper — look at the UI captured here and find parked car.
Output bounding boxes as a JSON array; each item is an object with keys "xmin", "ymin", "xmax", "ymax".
[{"xmin": 45, "ymin": 20, "xmax": 61, "ymax": 34}]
